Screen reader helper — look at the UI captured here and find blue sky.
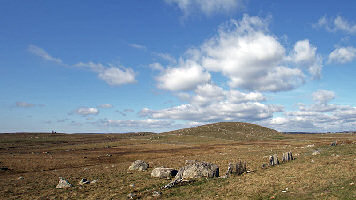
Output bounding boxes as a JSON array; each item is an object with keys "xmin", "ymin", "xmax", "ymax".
[{"xmin": 1, "ymin": 0, "xmax": 356, "ymax": 133}]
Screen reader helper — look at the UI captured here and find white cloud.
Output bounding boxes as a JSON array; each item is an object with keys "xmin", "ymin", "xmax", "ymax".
[
  {"xmin": 149, "ymin": 62, "xmax": 165, "ymax": 71},
  {"xmin": 28, "ymin": 45, "xmax": 63, "ymax": 64},
  {"xmin": 312, "ymin": 90, "xmax": 335, "ymax": 104},
  {"xmin": 165, "ymin": 0, "xmax": 244, "ymax": 17},
  {"xmin": 156, "ymin": 15, "xmax": 320, "ymax": 92},
  {"xmin": 129, "ymin": 43, "xmax": 147, "ymax": 50},
  {"xmin": 140, "ymin": 83, "xmax": 282, "ymax": 123},
  {"xmin": 97, "ymin": 104, "xmax": 113, "ymax": 109},
  {"xmin": 156, "ymin": 60, "xmax": 211, "ymax": 91},
  {"xmin": 75, "ymin": 107, "xmax": 99, "ymax": 116},
  {"xmin": 265, "ymin": 89, "xmax": 356, "ymax": 132},
  {"xmin": 328, "ymin": 46, "xmax": 356, "ymax": 64},
  {"xmin": 289, "ymin": 39, "xmax": 322, "ymax": 79},
  {"xmin": 75, "ymin": 62, "xmax": 136, "ymax": 86},
  {"xmin": 315, "ymin": 15, "xmax": 356, "ymax": 34}
]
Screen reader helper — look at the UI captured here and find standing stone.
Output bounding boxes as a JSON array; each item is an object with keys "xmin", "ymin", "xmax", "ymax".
[
  {"xmin": 269, "ymin": 155, "xmax": 279, "ymax": 166},
  {"xmin": 331, "ymin": 141, "xmax": 337, "ymax": 146},
  {"xmin": 128, "ymin": 160, "xmax": 149, "ymax": 171},
  {"xmin": 282, "ymin": 152, "xmax": 294, "ymax": 163},
  {"xmin": 56, "ymin": 177, "xmax": 72, "ymax": 188}
]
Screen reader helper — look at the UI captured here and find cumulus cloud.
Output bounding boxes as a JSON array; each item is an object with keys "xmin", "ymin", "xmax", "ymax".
[
  {"xmin": 156, "ymin": 60, "xmax": 211, "ymax": 91},
  {"xmin": 156, "ymin": 15, "xmax": 320, "ymax": 92},
  {"xmin": 315, "ymin": 15, "xmax": 356, "ymax": 34},
  {"xmin": 97, "ymin": 104, "xmax": 113, "ymax": 108},
  {"xmin": 74, "ymin": 107, "xmax": 99, "ymax": 116},
  {"xmin": 328, "ymin": 46, "xmax": 356, "ymax": 64},
  {"xmin": 289, "ymin": 39, "xmax": 322, "ymax": 79},
  {"xmin": 312, "ymin": 90, "xmax": 335, "ymax": 104},
  {"xmin": 140, "ymin": 83, "xmax": 282, "ymax": 123},
  {"xmin": 28, "ymin": 45, "xmax": 63, "ymax": 64},
  {"xmin": 165, "ymin": 0, "xmax": 243, "ymax": 17},
  {"xmin": 265, "ymin": 89, "xmax": 356, "ymax": 132},
  {"xmin": 75, "ymin": 62, "xmax": 136, "ymax": 86}
]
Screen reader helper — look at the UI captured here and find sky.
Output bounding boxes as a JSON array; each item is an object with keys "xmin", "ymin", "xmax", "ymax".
[{"xmin": 1, "ymin": 0, "xmax": 356, "ymax": 133}]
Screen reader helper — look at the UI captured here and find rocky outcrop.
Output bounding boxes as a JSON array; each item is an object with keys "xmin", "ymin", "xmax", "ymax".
[{"xmin": 128, "ymin": 160, "xmax": 149, "ymax": 171}]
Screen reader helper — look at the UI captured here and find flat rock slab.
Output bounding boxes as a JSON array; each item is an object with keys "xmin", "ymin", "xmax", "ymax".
[{"xmin": 151, "ymin": 167, "xmax": 178, "ymax": 179}]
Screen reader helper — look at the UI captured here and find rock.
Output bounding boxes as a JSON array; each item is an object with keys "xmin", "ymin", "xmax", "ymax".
[
  {"xmin": 79, "ymin": 178, "xmax": 90, "ymax": 185},
  {"xmin": 269, "ymin": 154, "xmax": 279, "ymax": 166},
  {"xmin": 129, "ymin": 183, "xmax": 135, "ymax": 188},
  {"xmin": 261, "ymin": 163, "xmax": 268, "ymax": 169},
  {"xmin": 225, "ymin": 161, "xmax": 247, "ymax": 177},
  {"xmin": 128, "ymin": 160, "xmax": 149, "ymax": 171},
  {"xmin": 163, "ymin": 161, "xmax": 218, "ymax": 189},
  {"xmin": 152, "ymin": 191, "xmax": 162, "ymax": 197},
  {"xmin": 174, "ymin": 161, "xmax": 219, "ymax": 180},
  {"xmin": 282, "ymin": 152, "xmax": 294, "ymax": 162},
  {"xmin": 331, "ymin": 141, "xmax": 337, "ymax": 146},
  {"xmin": 312, "ymin": 150, "xmax": 320, "ymax": 155},
  {"xmin": 17, "ymin": 176, "xmax": 24, "ymax": 180},
  {"xmin": 56, "ymin": 177, "xmax": 72, "ymax": 188},
  {"xmin": 151, "ymin": 167, "xmax": 178, "ymax": 179},
  {"xmin": 90, "ymin": 180, "xmax": 98, "ymax": 184},
  {"xmin": 127, "ymin": 193, "xmax": 137, "ymax": 199},
  {"xmin": 306, "ymin": 144, "xmax": 315, "ymax": 148}
]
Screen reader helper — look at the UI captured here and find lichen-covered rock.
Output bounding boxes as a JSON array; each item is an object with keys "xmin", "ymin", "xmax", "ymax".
[
  {"xmin": 56, "ymin": 177, "xmax": 72, "ymax": 188},
  {"xmin": 128, "ymin": 160, "xmax": 149, "ymax": 171},
  {"xmin": 175, "ymin": 161, "xmax": 219, "ymax": 180},
  {"xmin": 151, "ymin": 167, "xmax": 178, "ymax": 179}
]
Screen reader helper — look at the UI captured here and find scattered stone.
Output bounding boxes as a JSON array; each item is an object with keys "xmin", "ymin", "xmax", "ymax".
[
  {"xmin": 350, "ymin": 182, "xmax": 354, "ymax": 186},
  {"xmin": 312, "ymin": 150, "xmax": 320, "ymax": 155},
  {"xmin": 129, "ymin": 183, "xmax": 135, "ymax": 188},
  {"xmin": 152, "ymin": 191, "xmax": 162, "ymax": 197},
  {"xmin": 151, "ymin": 167, "xmax": 178, "ymax": 179},
  {"xmin": 306, "ymin": 144, "xmax": 315, "ymax": 148},
  {"xmin": 56, "ymin": 177, "xmax": 72, "ymax": 188},
  {"xmin": 79, "ymin": 178, "xmax": 90, "ymax": 185},
  {"xmin": 261, "ymin": 163, "xmax": 268, "ymax": 169},
  {"xmin": 331, "ymin": 141, "xmax": 337, "ymax": 146},
  {"xmin": 269, "ymin": 154, "xmax": 279, "ymax": 166},
  {"xmin": 17, "ymin": 176, "xmax": 24, "ymax": 180},
  {"xmin": 127, "ymin": 192, "xmax": 137, "ymax": 199},
  {"xmin": 282, "ymin": 152, "xmax": 294, "ymax": 163},
  {"xmin": 128, "ymin": 160, "xmax": 149, "ymax": 171},
  {"xmin": 90, "ymin": 180, "xmax": 98, "ymax": 184},
  {"xmin": 105, "ymin": 154, "xmax": 112, "ymax": 157}
]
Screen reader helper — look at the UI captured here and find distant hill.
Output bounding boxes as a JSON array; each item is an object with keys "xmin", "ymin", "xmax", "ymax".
[{"xmin": 163, "ymin": 122, "xmax": 282, "ymax": 141}]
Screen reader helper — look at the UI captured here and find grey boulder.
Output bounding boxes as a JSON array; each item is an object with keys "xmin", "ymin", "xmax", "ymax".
[
  {"xmin": 128, "ymin": 160, "xmax": 149, "ymax": 171},
  {"xmin": 151, "ymin": 167, "xmax": 178, "ymax": 179}
]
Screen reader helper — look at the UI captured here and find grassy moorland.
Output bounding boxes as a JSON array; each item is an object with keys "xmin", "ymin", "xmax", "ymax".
[{"xmin": 0, "ymin": 122, "xmax": 355, "ymax": 199}]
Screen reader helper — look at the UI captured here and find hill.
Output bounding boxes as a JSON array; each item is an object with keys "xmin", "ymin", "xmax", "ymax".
[{"xmin": 163, "ymin": 122, "xmax": 282, "ymax": 141}]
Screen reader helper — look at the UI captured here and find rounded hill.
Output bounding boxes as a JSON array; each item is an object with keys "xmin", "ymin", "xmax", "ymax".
[{"xmin": 164, "ymin": 122, "xmax": 281, "ymax": 141}]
